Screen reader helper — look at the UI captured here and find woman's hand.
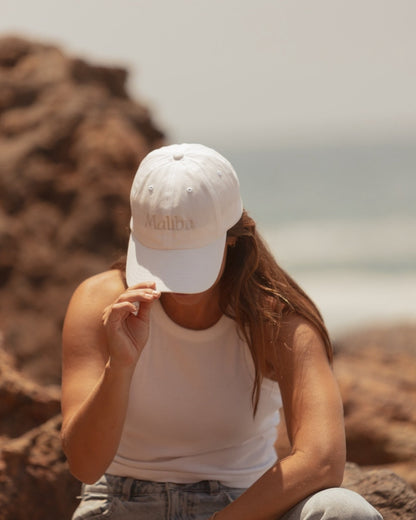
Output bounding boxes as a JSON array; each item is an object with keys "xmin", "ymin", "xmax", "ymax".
[
  {"xmin": 61, "ymin": 272, "xmax": 162, "ymax": 483},
  {"xmin": 102, "ymin": 281, "xmax": 160, "ymax": 369}
]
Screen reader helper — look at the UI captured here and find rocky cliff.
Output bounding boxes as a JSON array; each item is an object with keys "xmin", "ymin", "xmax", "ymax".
[
  {"xmin": 0, "ymin": 35, "xmax": 165, "ymax": 385},
  {"xmin": 0, "ymin": 36, "xmax": 415, "ymax": 520},
  {"xmin": 334, "ymin": 323, "xmax": 416, "ymax": 491}
]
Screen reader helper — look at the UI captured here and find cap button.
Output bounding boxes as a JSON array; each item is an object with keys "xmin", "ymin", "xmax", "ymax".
[{"xmin": 173, "ymin": 152, "xmax": 184, "ymax": 161}]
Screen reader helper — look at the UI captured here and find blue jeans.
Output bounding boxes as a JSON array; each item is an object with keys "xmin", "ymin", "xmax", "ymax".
[
  {"xmin": 72, "ymin": 474, "xmax": 382, "ymax": 519},
  {"xmin": 72, "ymin": 474, "xmax": 245, "ymax": 519}
]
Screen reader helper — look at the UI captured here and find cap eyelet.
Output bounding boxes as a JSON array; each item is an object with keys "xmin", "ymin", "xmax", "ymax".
[
  {"xmin": 186, "ymin": 187, "xmax": 193, "ymax": 193},
  {"xmin": 148, "ymin": 185, "xmax": 154, "ymax": 192}
]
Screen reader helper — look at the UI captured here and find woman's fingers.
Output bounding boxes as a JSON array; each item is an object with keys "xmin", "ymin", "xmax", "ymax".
[
  {"xmin": 102, "ymin": 301, "xmax": 137, "ymax": 325},
  {"xmin": 128, "ymin": 281, "xmax": 157, "ymax": 290},
  {"xmin": 100, "ymin": 283, "xmax": 161, "ymax": 368},
  {"xmin": 116, "ymin": 287, "xmax": 161, "ymax": 306},
  {"xmin": 102, "ymin": 283, "xmax": 161, "ymax": 325},
  {"xmin": 135, "ymin": 299, "xmax": 153, "ymax": 323}
]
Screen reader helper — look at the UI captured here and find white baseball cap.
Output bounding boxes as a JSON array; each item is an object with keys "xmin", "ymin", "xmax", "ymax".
[{"xmin": 126, "ymin": 143, "xmax": 243, "ymax": 293}]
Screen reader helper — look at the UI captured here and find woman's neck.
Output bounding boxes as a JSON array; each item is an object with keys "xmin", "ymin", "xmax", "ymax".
[{"xmin": 160, "ymin": 285, "xmax": 222, "ymax": 330}]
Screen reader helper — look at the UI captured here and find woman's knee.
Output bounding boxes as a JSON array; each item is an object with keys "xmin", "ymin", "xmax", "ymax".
[{"xmin": 283, "ymin": 487, "xmax": 383, "ymax": 520}]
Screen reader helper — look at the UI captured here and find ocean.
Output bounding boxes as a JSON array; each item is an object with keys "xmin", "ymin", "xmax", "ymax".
[{"xmin": 223, "ymin": 140, "xmax": 416, "ymax": 338}]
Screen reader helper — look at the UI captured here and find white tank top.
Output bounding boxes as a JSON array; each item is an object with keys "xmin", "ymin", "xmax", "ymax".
[{"xmin": 107, "ymin": 300, "xmax": 282, "ymax": 488}]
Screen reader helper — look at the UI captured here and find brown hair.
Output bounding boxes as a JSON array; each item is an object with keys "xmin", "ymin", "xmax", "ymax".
[
  {"xmin": 112, "ymin": 210, "xmax": 332, "ymax": 415},
  {"xmin": 220, "ymin": 210, "xmax": 332, "ymax": 414}
]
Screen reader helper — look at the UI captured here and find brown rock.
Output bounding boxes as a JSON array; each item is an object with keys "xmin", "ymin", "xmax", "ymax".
[
  {"xmin": 334, "ymin": 323, "xmax": 416, "ymax": 489},
  {"xmin": 0, "ymin": 338, "xmax": 77, "ymax": 519},
  {"xmin": 343, "ymin": 462, "xmax": 416, "ymax": 520},
  {"xmin": 0, "ymin": 415, "xmax": 80, "ymax": 520},
  {"xmin": 0, "ymin": 35, "xmax": 165, "ymax": 385},
  {"xmin": 0, "ymin": 339, "xmax": 60, "ymax": 440}
]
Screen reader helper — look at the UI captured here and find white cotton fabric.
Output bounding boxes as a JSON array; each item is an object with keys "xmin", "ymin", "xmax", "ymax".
[
  {"xmin": 126, "ymin": 143, "xmax": 243, "ymax": 293},
  {"xmin": 107, "ymin": 301, "xmax": 282, "ymax": 488}
]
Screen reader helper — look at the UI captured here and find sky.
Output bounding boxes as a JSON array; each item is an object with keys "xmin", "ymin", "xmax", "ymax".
[{"xmin": 1, "ymin": 0, "xmax": 416, "ymax": 149}]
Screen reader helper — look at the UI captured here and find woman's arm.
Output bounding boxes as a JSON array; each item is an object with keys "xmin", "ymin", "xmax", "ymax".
[
  {"xmin": 215, "ymin": 314, "xmax": 346, "ymax": 520},
  {"xmin": 60, "ymin": 270, "xmax": 160, "ymax": 484}
]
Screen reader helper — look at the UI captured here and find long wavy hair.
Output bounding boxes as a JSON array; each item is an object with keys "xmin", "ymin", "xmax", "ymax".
[
  {"xmin": 220, "ymin": 210, "xmax": 332, "ymax": 414},
  {"xmin": 113, "ymin": 209, "xmax": 332, "ymax": 415}
]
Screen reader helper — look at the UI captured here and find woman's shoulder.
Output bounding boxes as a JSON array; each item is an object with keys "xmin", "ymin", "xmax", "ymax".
[
  {"xmin": 76, "ymin": 269, "xmax": 126, "ymax": 295},
  {"xmin": 274, "ymin": 312, "xmax": 330, "ymax": 372},
  {"xmin": 67, "ymin": 269, "xmax": 126, "ymax": 318},
  {"xmin": 280, "ymin": 313, "xmax": 319, "ymax": 340}
]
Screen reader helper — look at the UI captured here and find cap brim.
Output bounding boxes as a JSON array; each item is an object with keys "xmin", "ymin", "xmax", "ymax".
[{"xmin": 125, "ymin": 233, "xmax": 227, "ymax": 293}]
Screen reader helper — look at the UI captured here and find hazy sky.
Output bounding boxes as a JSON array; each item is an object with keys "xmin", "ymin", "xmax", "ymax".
[{"xmin": 1, "ymin": 0, "xmax": 416, "ymax": 148}]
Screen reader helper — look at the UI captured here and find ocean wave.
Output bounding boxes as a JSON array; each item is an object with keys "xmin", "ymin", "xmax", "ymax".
[
  {"xmin": 262, "ymin": 215, "xmax": 416, "ymax": 271},
  {"xmin": 291, "ymin": 269, "xmax": 416, "ymax": 336}
]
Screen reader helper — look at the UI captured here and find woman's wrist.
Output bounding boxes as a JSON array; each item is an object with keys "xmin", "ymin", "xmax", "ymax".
[
  {"xmin": 105, "ymin": 357, "xmax": 137, "ymax": 375},
  {"xmin": 104, "ymin": 359, "xmax": 136, "ymax": 387}
]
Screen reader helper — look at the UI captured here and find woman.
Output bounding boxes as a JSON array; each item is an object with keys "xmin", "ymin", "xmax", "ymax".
[{"xmin": 61, "ymin": 143, "xmax": 382, "ymax": 519}]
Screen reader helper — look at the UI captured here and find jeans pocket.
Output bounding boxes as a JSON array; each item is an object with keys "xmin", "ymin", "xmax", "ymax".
[{"xmin": 72, "ymin": 495, "xmax": 114, "ymax": 519}]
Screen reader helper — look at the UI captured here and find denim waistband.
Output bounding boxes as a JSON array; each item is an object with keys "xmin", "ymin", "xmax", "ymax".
[{"xmin": 84, "ymin": 474, "xmax": 226, "ymax": 501}]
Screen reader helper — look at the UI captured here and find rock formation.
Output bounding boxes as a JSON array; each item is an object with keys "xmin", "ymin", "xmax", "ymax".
[
  {"xmin": 342, "ymin": 462, "xmax": 416, "ymax": 520},
  {"xmin": 334, "ymin": 323, "xmax": 416, "ymax": 490},
  {"xmin": 0, "ymin": 35, "xmax": 165, "ymax": 385},
  {"xmin": 0, "ymin": 333, "xmax": 77, "ymax": 519}
]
